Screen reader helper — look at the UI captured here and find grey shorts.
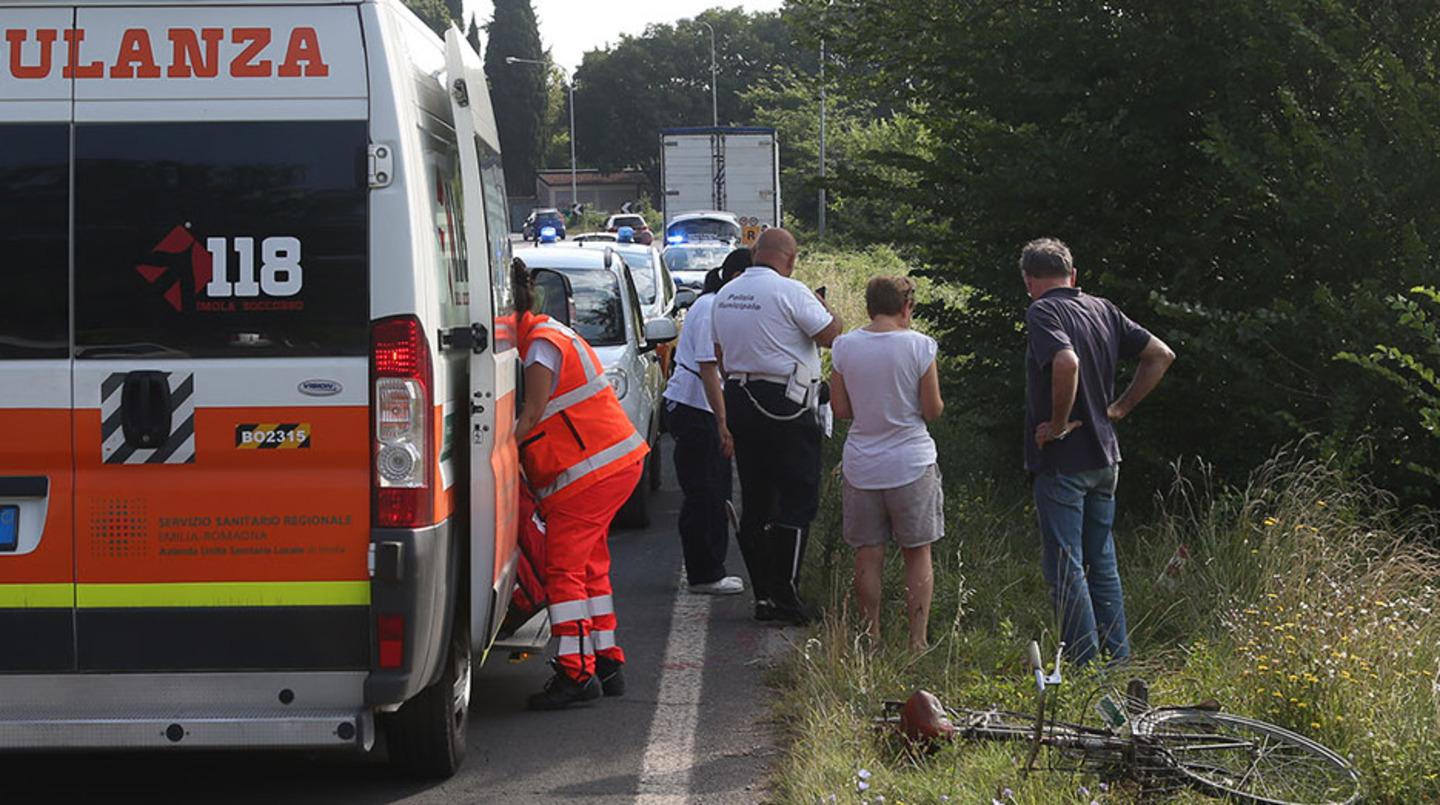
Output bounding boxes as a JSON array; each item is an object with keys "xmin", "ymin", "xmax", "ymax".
[{"xmin": 842, "ymin": 464, "xmax": 945, "ymax": 549}]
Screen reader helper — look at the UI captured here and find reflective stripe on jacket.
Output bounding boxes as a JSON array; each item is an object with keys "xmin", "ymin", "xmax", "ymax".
[{"xmin": 519, "ymin": 314, "xmax": 649, "ymax": 504}]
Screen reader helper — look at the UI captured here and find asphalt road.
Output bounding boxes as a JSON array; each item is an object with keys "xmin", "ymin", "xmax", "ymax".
[{"xmin": 5, "ymin": 438, "xmax": 789, "ymax": 804}]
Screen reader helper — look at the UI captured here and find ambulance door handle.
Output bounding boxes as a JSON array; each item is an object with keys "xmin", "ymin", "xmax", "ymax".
[{"xmin": 121, "ymin": 371, "xmax": 173, "ymax": 450}]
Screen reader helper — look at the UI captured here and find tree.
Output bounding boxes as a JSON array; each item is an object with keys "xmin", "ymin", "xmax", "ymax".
[
  {"xmin": 791, "ymin": 0, "xmax": 1440, "ymax": 496},
  {"xmin": 483, "ymin": 0, "xmax": 548, "ymax": 197},
  {"xmin": 570, "ymin": 9, "xmax": 815, "ymax": 189},
  {"xmin": 402, "ymin": 0, "xmax": 452, "ymax": 37}
]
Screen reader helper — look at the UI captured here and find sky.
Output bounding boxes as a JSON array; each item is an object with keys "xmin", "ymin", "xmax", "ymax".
[{"xmin": 469, "ymin": 1, "xmax": 787, "ymax": 73}]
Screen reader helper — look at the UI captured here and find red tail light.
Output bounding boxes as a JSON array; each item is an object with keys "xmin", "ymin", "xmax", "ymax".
[
  {"xmin": 371, "ymin": 316, "xmax": 433, "ymax": 529},
  {"xmin": 377, "ymin": 614, "xmax": 405, "ymax": 669}
]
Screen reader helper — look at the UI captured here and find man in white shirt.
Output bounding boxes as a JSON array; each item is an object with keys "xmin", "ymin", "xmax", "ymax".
[
  {"xmin": 701, "ymin": 229, "xmax": 842, "ymax": 625},
  {"xmin": 662, "ymin": 250, "xmax": 751, "ymax": 596}
]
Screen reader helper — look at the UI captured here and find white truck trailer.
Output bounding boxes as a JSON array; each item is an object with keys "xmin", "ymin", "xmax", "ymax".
[{"xmin": 659, "ymin": 127, "xmax": 782, "ymax": 247}]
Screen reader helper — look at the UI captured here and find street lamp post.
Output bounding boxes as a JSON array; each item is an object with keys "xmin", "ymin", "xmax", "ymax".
[
  {"xmin": 506, "ymin": 56, "xmax": 577, "ymax": 211},
  {"xmin": 697, "ymin": 21, "xmax": 718, "ymax": 128},
  {"xmin": 818, "ymin": 38, "xmax": 827, "ymax": 240}
]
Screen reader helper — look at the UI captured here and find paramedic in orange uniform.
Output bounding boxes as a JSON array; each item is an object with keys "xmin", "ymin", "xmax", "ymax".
[{"xmin": 511, "ymin": 259, "xmax": 649, "ymax": 710}]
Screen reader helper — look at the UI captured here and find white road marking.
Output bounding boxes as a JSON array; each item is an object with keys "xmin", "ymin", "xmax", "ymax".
[{"xmin": 636, "ymin": 576, "xmax": 714, "ymax": 805}]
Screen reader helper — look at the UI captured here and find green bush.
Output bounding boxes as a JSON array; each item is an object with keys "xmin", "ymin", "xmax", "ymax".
[{"xmin": 787, "ymin": 0, "xmax": 1440, "ymax": 500}]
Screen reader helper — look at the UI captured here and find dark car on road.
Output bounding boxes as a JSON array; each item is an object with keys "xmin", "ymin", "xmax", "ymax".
[
  {"xmin": 523, "ymin": 208, "xmax": 567, "ymax": 241},
  {"xmin": 606, "ymin": 213, "xmax": 654, "ymax": 245}
]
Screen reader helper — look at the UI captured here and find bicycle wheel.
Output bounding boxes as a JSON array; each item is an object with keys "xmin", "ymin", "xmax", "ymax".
[{"xmin": 1133, "ymin": 708, "xmax": 1362, "ymax": 805}]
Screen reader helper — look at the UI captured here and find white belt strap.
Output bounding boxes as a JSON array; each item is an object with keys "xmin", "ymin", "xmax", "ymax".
[
  {"xmin": 727, "ymin": 372, "xmax": 789, "ymax": 385},
  {"xmin": 549, "ymin": 599, "xmax": 589, "ymax": 625}
]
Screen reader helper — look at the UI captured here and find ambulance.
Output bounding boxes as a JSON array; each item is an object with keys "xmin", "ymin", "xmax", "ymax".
[{"xmin": 0, "ymin": 0, "xmax": 528, "ymax": 778}]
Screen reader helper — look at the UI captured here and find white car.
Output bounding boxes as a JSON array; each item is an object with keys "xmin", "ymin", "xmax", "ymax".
[
  {"xmin": 609, "ymin": 242, "xmax": 679, "ymax": 322},
  {"xmin": 665, "ymin": 210, "xmax": 742, "ymax": 245},
  {"xmin": 514, "ymin": 244, "xmax": 676, "ymax": 526},
  {"xmin": 662, "ymin": 241, "xmax": 741, "ymax": 294}
]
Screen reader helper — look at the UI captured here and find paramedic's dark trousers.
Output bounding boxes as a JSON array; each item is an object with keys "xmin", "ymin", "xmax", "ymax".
[
  {"xmin": 667, "ymin": 401, "xmax": 733, "ymax": 586},
  {"xmin": 724, "ymin": 380, "xmax": 822, "ymax": 604}
]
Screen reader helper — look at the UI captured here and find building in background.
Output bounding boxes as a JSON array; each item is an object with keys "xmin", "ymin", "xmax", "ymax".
[{"xmin": 534, "ymin": 169, "xmax": 650, "ymax": 216}]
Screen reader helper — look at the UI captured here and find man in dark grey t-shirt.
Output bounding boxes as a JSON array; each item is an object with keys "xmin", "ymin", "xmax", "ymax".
[{"xmin": 1020, "ymin": 238, "xmax": 1175, "ymax": 665}]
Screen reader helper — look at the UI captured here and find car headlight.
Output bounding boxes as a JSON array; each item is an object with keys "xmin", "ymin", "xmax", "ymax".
[{"xmin": 606, "ymin": 367, "xmax": 629, "ymax": 399}]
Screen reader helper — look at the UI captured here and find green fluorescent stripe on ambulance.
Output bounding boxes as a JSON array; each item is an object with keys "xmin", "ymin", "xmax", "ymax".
[
  {"xmin": 76, "ymin": 581, "xmax": 371, "ymax": 609},
  {"xmin": 0, "ymin": 584, "xmax": 74, "ymax": 609}
]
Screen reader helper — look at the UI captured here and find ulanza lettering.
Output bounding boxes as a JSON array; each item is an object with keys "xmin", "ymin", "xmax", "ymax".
[{"xmin": 2, "ymin": 26, "xmax": 330, "ymax": 80}]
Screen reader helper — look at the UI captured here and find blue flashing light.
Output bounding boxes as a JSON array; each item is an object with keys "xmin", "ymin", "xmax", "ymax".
[
  {"xmin": 616, "ymin": 226, "xmax": 635, "ymax": 243},
  {"xmin": 666, "ymin": 233, "xmax": 686, "ymax": 245},
  {"xmin": 539, "ymin": 226, "xmax": 559, "ymax": 244}
]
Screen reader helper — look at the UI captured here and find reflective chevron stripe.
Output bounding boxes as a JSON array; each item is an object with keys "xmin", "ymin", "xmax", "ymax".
[
  {"xmin": 549, "ymin": 599, "xmax": 589, "ymax": 624},
  {"xmin": 587, "ymin": 594, "xmax": 615, "ymax": 617},
  {"xmin": 541, "ymin": 375, "xmax": 610, "ymax": 421},
  {"xmin": 536, "ymin": 432, "xmax": 646, "ymax": 499},
  {"xmin": 558, "ymin": 635, "xmax": 593, "ymax": 657}
]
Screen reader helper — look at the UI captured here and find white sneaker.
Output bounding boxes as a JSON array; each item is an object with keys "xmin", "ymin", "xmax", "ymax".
[{"xmin": 689, "ymin": 576, "xmax": 745, "ymax": 596}]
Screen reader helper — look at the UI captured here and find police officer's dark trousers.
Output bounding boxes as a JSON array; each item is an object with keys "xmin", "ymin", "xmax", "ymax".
[
  {"xmin": 667, "ymin": 400, "xmax": 734, "ymax": 586},
  {"xmin": 725, "ymin": 379, "xmax": 822, "ymax": 620}
]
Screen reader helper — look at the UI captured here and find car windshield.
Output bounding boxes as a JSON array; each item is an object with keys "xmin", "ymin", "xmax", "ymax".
[
  {"xmin": 668, "ymin": 218, "xmax": 740, "ymax": 243},
  {"xmin": 622, "ymin": 251, "xmax": 657, "ymax": 305},
  {"xmin": 663, "ymin": 245, "xmax": 733, "ymax": 273},
  {"xmin": 611, "ymin": 215, "xmax": 646, "ymax": 229},
  {"xmin": 554, "ymin": 268, "xmax": 626, "ymax": 346},
  {"xmin": 536, "ymin": 211, "xmax": 563, "ymax": 225}
]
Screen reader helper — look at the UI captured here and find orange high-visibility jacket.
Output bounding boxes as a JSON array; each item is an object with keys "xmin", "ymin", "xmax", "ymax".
[{"xmin": 518, "ymin": 314, "xmax": 649, "ymax": 504}]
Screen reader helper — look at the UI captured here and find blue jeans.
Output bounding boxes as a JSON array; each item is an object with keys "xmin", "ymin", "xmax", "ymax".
[{"xmin": 1033, "ymin": 465, "xmax": 1130, "ymax": 666}]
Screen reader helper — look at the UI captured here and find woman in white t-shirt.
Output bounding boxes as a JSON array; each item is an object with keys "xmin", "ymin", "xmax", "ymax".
[{"xmin": 830, "ymin": 276, "xmax": 945, "ymax": 650}]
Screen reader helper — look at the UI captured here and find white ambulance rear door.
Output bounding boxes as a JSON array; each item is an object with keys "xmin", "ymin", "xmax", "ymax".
[{"xmin": 444, "ymin": 29, "xmax": 520, "ymax": 649}]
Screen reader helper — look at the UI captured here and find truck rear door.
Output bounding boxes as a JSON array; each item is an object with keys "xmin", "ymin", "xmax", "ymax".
[
  {"xmin": 68, "ymin": 6, "xmax": 374, "ymax": 671},
  {"xmin": 0, "ymin": 6, "xmax": 77, "ymax": 673}
]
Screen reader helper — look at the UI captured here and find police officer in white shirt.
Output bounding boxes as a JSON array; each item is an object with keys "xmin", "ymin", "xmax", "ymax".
[
  {"xmin": 663, "ymin": 249, "xmax": 752, "ymax": 596},
  {"xmin": 701, "ymin": 229, "xmax": 843, "ymax": 625}
]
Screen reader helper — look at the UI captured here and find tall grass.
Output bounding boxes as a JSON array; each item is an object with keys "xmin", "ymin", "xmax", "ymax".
[{"xmin": 775, "ymin": 444, "xmax": 1440, "ymax": 802}]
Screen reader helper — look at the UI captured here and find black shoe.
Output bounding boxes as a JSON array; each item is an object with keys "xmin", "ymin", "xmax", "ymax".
[
  {"xmin": 768, "ymin": 598, "xmax": 818, "ymax": 627},
  {"xmin": 754, "ymin": 599, "xmax": 778, "ymax": 622},
  {"xmin": 527, "ymin": 667, "xmax": 602, "ymax": 711},
  {"xmin": 595, "ymin": 657, "xmax": 626, "ymax": 697}
]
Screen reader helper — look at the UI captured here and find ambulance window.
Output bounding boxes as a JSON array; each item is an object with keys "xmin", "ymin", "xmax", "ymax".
[
  {"xmin": 0, "ymin": 125, "xmax": 69, "ymax": 359},
  {"xmin": 73, "ymin": 121, "xmax": 369, "ymax": 358},
  {"xmin": 423, "ymin": 127, "xmax": 469, "ymax": 328},
  {"xmin": 476, "ymin": 140, "xmax": 514, "ymax": 351}
]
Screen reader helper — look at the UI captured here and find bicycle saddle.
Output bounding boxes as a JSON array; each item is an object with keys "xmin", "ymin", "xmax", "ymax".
[{"xmin": 899, "ymin": 690, "xmax": 957, "ymax": 743}]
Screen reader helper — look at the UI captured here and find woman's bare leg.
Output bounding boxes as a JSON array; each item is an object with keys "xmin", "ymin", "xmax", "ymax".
[
  {"xmin": 853, "ymin": 546, "xmax": 885, "ymax": 642},
  {"xmin": 901, "ymin": 544, "xmax": 933, "ymax": 651}
]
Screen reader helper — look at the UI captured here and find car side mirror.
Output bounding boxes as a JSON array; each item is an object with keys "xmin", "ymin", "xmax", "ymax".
[
  {"xmin": 673, "ymin": 289, "xmax": 698, "ymax": 311},
  {"xmin": 530, "ymin": 268, "xmax": 572, "ymax": 327},
  {"xmin": 643, "ymin": 317, "xmax": 679, "ymax": 348}
]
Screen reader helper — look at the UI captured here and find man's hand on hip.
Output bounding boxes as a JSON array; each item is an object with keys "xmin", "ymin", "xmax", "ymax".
[{"xmin": 1035, "ymin": 419, "xmax": 1084, "ymax": 449}]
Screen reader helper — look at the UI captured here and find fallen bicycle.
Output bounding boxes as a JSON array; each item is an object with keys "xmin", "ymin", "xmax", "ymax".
[{"xmin": 876, "ymin": 641, "xmax": 1362, "ymax": 805}]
